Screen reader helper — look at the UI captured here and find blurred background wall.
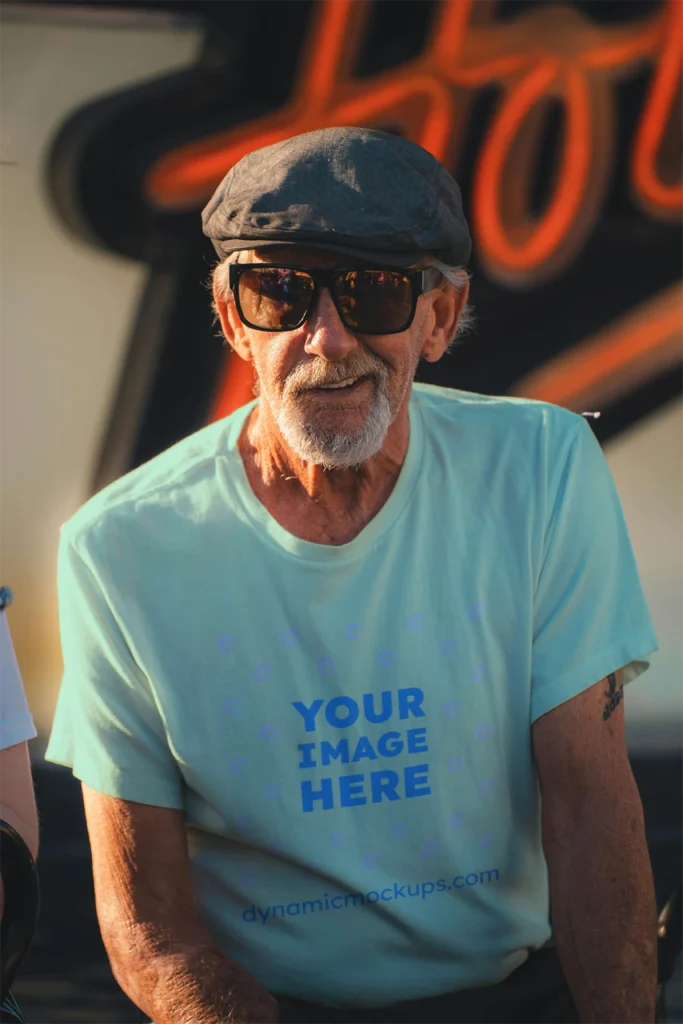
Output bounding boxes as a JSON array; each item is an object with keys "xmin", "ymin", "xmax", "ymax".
[
  {"xmin": 0, "ymin": 4, "xmax": 203, "ymax": 736},
  {"xmin": 1, "ymin": 0, "xmax": 680, "ymax": 755}
]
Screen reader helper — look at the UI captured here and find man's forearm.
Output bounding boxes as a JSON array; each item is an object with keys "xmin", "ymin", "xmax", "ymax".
[
  {"xmin": 546, "ymin": 788, "xmax": 658, "ymax": 1023},
  {"xmin": 116, "ymin": 939, "xmax": 278, "ymax": 1024}
]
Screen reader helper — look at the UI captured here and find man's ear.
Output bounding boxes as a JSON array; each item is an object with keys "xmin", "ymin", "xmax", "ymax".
[
  {"xmin": 212, "ymin": 273, "xmax": 253, "ymax": 362},
  {"xmin": 421, "ymin": 277, "xmax": 470, "ymax": 363}
]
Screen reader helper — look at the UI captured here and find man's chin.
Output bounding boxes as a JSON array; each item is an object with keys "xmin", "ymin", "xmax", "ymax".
[
  {"xmin": 271, "ymin": 385, "xmax": 394, "ymax": 467},
  {"xmin": 294, "ymin": 446, "xmax": 384, "ymax": 471},
  {"xmin": 277, "ymin": 417, "xmax": 388, "ymax": 468}
]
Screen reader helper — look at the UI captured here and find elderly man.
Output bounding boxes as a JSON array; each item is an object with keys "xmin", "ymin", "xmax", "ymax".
[{"xmin": 46, "ymin": 128, "xmax": 659, "ymax": 1024}]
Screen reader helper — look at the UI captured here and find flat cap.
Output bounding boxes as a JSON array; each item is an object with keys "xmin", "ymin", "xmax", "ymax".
[{"xmin": 202, "ymin": 127, "xmax": 471, "ymax": 267}]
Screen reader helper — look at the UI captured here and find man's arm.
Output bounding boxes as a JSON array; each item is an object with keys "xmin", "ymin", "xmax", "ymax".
[
  {"xmin": 532, "ymin": 670, "xmax": 658, "ymax": 1024},
  {"xmin": 81, "ymin": 784, "xmax": 278, "ymax": 1024}
]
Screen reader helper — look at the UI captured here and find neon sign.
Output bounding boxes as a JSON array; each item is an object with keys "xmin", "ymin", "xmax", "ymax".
[
  {"xmin": 145, "ymin": 0, "xmax": 680, "ymax": 420},
  {"xmin": 45, "ymin": 0, "xmax": 681, "ymax": 459},
  {"xmin": 146, "ymin": 0, "xmax": 682, "ymax": 290}
]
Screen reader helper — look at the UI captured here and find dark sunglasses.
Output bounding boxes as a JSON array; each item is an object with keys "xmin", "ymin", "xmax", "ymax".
[{"xmin": 228, "ymin": 264, "xmax": 443, "ymax": 335}]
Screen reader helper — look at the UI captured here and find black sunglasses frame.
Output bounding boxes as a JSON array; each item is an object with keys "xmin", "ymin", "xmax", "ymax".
[{"xmin": 228, "ymin": 263, "xmax": 443, "ymax": 335}]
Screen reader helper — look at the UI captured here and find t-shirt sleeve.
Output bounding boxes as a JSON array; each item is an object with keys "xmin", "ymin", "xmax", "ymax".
[
  {"xmin": 531, "ymin": 415, "xmax": 659, "ymax": 723},
  {"xmin": 45, "ymin": 529, "xmax": 184, "ymax": 808},
  {"xmin": 0, "ymin": 604, "xmax": 38, "ymax": 750}
]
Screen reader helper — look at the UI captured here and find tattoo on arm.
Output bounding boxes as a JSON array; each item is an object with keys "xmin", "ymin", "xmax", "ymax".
[{"xmin": 603, "ymin": 671, "xmax": 624, "ymax": 721}]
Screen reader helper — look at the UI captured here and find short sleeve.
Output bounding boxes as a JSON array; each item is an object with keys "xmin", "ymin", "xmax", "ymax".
[
  {"xmin": 531, "ymin": 416, "xmax": 659, "ymax": 723},
  {"xmin": 45, "ymin": 530, "xmax": 184, "ymax": 808},
  {"xmin": 0, "ymin": 605, "xmax": 38, "ymax": 750}
]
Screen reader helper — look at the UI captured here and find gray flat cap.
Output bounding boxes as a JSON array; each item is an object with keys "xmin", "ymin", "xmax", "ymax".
[{"xmin": 201, "ymin": 126, "xmax": 471, "ymax": 267}]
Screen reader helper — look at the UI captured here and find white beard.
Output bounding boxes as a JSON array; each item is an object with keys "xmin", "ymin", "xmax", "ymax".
[{"xmin": 274, "ymin": 382, "xmax": 395, "ymax": 470}]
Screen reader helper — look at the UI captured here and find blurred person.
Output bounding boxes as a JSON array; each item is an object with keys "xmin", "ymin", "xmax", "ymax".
[
  {"xmin": 46, "ymin": 128, "xmax": 659, "ymax": 1024},
  {"xmin": 1, "ymin": 587, "xmax": 39, "ymax": 1024}
]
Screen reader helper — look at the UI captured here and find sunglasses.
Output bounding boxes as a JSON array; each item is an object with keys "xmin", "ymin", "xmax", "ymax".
[{"xmin": 228, "ymin": 264, "xmax": 443, "ymax": 335}]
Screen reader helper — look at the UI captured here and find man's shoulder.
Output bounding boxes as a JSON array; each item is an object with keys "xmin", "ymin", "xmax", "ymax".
[
  {"xmin": 411, "ymin": 382, "xmax": 584, "ymax": 440},
  {"xmin": 61, "ymin": 409, "xmax": 248, "ymax": 550}
]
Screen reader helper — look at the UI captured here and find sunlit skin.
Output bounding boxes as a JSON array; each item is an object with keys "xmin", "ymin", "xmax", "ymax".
[{"xmin": 213, "ymin": 245, "xmax": 469, "ymax": 543}]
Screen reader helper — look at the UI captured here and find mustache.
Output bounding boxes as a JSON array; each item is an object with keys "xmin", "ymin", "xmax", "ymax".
[{"xmin": 287, "ymin": 361, "xmax": 388, "ymax": 394}]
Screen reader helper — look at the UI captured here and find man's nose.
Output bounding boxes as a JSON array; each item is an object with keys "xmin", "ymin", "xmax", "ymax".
[{"xmin": 303, "ymin": 287, "xmax": 360, "ymax": 361}]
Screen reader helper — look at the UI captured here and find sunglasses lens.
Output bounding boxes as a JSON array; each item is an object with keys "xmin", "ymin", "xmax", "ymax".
[
  {"xmin": 335, "ymin": 270, "xmax": 414, "ymax": 333},
  {"xmin": 238, "ymin": 268, "xmax": 314, "ymax": 329}
]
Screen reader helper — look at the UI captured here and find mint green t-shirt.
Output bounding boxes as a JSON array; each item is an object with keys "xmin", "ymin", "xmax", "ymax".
[{"xmin": 45, "ymin": 384, "xmax": 658, "ymax": 1007}]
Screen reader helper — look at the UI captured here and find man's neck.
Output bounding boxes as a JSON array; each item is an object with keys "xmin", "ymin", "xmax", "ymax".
[{"xmin": 238, "ymin": 396, "xmax": 410, "ymax": 520}]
